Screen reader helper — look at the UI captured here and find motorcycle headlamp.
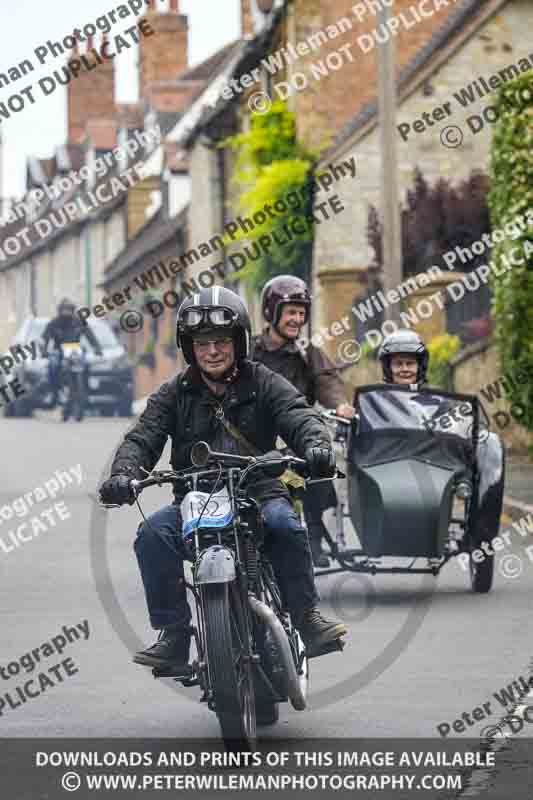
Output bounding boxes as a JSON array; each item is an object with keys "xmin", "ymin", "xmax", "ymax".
[{"xmin": 179, "ymin": 306, "xmax": 238, "ymax": 332}]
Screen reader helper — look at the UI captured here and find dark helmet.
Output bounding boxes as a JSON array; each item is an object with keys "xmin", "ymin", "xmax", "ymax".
[
  {"xmin": 58, "ymin": 297, "xmax": 76, "ymax": 314},
  {"xmin": 176, "ymin": 286, "xmax": 251, "ymax": 366},
  {"xmin": 261, "ymin": 275, "xmax": 311, "ymax": 328},
  {"xmin": 378, "ymin": 329, "xmax": 429, "ymax": 383}
]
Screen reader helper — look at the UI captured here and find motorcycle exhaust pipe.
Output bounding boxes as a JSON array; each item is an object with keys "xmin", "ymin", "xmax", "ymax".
[{"xmin": 248, "ymin": 593, "xmax": 306, "ymax": 711}]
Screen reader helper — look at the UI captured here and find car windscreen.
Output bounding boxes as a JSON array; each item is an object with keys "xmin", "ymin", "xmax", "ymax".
[{"xmin": 87, "ymin": 320, "xmax": 119, "ymax": 349}]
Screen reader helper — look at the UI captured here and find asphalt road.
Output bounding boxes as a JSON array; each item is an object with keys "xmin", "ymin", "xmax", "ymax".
[
  {"xmin": 1, "ymin": 414, "xmax": 533, "ymax": 796},
  {"xmin": 0, "ymin": 413, "xmax": 530, "ymax": 738}
]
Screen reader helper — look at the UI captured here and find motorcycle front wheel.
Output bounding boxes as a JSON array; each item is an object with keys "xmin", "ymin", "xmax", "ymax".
[
  {"xmin": 202, "ymin": 581, "xmax": 256, "ymax": 751},
  {"xmin": 63, "ymin": 372, "xmax": 86, "ymax": 422}
]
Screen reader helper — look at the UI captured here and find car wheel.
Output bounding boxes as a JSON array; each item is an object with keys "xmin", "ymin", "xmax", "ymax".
[
  {"xmin": 470, "ymin": 552, "xmax": 494, "ymax": 593},
  {"xmin": 4, "ymin": 395, "xmax": 33, "ymax": 418}
]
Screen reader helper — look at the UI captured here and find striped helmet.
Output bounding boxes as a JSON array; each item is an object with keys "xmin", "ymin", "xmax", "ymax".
[{"xmin": 176, "ymin": 287, "xmax": 251, "ymax": 365}]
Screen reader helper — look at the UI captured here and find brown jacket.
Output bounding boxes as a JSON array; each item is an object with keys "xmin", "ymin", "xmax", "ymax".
[{"xmin": 251, "ymin": 329, "xmax": 347, "ymax": 409}]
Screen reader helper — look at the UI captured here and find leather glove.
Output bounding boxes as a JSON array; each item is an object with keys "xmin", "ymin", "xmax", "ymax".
[
  {"xmin": 99, "ymin": 475, "xmax": 136, "ymax": 506},
  {"xmin": 305, "ymin": 445, "xmax": 336, "ymax": 478}
]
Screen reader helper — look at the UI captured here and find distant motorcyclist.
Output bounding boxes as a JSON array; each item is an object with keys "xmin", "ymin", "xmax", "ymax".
[
  {"xmin": 42, "ymin": 298, "xmax": 102, "ymax": 405},
  {"xmin": 251, "ymin": 275, "xmax": 355, "ymax": 568},
  {"xmin": 99, "ymin": 287, "xmax": 347, "ymax": 672}
]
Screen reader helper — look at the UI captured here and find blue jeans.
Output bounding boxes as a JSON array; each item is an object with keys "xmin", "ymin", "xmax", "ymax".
[
  {"xmin": 134, "ymin": 497, "xmax": 318, "ymax": 630},
  {"xmin": 47, "ymin": 351, "xmax": 63, "ymax": 395}
]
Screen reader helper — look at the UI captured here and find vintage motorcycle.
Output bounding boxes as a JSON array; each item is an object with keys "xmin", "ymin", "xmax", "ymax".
[
  {"xmin": 59, "ymin": 342, "xmax": 87, "ymax": 422},
  {"xmin": 128, "ymin": 443, "xmax": 344, "ymax": 751},
  {"xmin": 45, "ymin": 342, "xmax": 88, "ymax": 422}
]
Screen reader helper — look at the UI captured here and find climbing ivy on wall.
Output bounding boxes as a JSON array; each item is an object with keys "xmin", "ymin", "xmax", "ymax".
[
  {"xmin": 222, "ymin": 100, "xmax": 317, "ymax": 291},
  {"xmin": 488, "ymin": 70, "xmax": 533, "ymax": 431}
]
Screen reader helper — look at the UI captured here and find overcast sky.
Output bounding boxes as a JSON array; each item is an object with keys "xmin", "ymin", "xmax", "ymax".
[{"xmin": 0, "ymin": 0, "xmax": 240, "ymax": 200}]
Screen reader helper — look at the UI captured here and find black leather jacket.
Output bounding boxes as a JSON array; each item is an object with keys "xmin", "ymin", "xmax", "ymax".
[
  {"xmin": 42, "ymin": 316, "xmax": 101, "ymax": 353},
  {"xmin": 110, "ymin": 359, "xmax": 332, "ymax": 504}
]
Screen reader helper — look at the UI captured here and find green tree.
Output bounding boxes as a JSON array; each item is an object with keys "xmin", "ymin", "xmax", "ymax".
[
  {"xmin": 488, "ymin": 71, "xmax": 533, "ymax": 431},
  {"xmin": 222, "ymin": 101, "xmax": 317, "ymax": 290}
]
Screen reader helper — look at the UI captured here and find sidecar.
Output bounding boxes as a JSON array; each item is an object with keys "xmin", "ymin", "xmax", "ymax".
[{"xmin": 323, "ymin": 384, "xmax": 505, "ymax": 592}]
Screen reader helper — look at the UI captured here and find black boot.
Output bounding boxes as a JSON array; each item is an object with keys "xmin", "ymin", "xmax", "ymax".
[
  {"xmin": 133, "ymin": 624, "xmax": 191, "ymax": 671},
  {"xmin": 296, "ymin": 608, "xmax": 347, "ymax": 658}
]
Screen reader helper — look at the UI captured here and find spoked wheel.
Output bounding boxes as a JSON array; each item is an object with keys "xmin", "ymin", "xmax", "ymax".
[
  {"xmin": 203, "ymin": 582, "xmax": 256, "ymax": 751},
  {"xmin": 62, "ymin": 373, "xmax": 86, "ymax": 422},
  {"xmin": 61, "ymin": 382, "xmax": 71, "ymax": 422},
  {"xmin": 469, "ymin": 552, "xmax": 494, "ymax": 593}
]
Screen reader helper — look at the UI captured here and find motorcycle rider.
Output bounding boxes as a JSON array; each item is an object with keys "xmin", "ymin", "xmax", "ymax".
[
  {"xmin": 251, "ymin": 275, "xmax": 355, "ymax": 568},
  {"xmin": 99, "ymin": 287, "xmax": 348, "ymax": 673},
  {"xmin": 42, "ymin": 298, "xmax": 102, "ymax": 405},
  {"xmin": 377, "ymin": 329, "xmax": 473, "ymax": 433}
]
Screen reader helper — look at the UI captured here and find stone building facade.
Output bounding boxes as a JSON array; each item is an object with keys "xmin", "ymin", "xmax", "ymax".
[{"xmin": 311, "ymin": 0, "xmax": 530, "ymax": 343}]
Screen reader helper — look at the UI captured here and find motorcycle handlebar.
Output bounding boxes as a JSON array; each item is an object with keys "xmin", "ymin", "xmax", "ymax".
[{"xmin": 124, "ymin": 443, "xmax": 345, "ymax": 503}]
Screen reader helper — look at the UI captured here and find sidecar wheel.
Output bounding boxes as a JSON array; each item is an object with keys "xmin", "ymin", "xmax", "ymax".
[{"xmin": 469, "ymin": 552, "xmax": 494, "ymax": 593}]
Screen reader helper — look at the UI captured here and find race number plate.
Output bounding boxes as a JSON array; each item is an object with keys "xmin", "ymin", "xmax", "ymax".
[
  {"xmin": 180, "ymin": 489, "xmax": 234, "ymax": 538},
  {"xmin": 61, "ymin": 342, "xmax": 82, "ymax": 357}
]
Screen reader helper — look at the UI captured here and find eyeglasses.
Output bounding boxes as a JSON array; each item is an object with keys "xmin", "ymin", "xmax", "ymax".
[
  {"xmin": 192, "ymin": 337, "xmax": 233, "ymax": 350},
  {"xmin": 179, "ymin": 306, "xmax": 237, "ymax": 331}
]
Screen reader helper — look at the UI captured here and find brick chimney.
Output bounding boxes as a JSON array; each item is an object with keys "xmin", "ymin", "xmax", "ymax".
[
  {"xmin": 67, "ymin": 41, "xmax": 115, "ymax": 144},
  {"xmin": 139, "ymin": 0, "xmax": 189, "ymax": 100},
  {"xmin": 241, "ymin": 1, "xmax": 273, "ymax": 39}
]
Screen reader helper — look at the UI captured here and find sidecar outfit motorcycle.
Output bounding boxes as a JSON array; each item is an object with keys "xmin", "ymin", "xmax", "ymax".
[{"xmin": 317, "ymin": 384, "xmax": 505, "ymax": 593}]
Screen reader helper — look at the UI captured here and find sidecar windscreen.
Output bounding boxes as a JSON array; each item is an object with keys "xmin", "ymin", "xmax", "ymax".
[
  {"xmin": 353, "ymin": 385, "xmax": 476, "ymax": 468},
  {"xmin": 348, "ymin": 386, "xmax": 477, "ymax": 558}
]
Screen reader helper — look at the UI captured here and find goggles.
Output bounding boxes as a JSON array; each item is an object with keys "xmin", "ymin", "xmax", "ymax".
[{"xmin": 179, "ymin": 305, "xmax": 238, "ymax": 331}]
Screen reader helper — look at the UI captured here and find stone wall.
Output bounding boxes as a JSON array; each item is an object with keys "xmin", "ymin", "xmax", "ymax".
[
  {"xmin": 311, "ymin": 0, "xmax": 531, "ymax": 333},
  {"xmin": 290, "ymin": 0, "xmax": 463, "ymax": 153}
]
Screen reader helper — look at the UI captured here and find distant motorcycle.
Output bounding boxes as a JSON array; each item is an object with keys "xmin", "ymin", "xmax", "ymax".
[{"xmin": 57, "ymin": 342, "xmax": 87, "ymax": 422}]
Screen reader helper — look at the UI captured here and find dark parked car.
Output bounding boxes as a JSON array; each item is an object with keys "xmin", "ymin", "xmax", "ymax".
[{"xmin": 3, "ymin": 317, "xmax": 135, "ymax": 418}]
